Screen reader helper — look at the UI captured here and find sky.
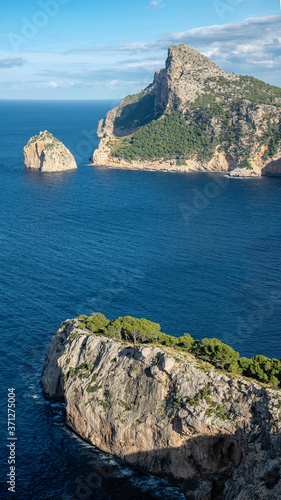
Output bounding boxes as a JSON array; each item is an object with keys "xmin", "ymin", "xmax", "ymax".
[{"xmin": 0, "ymin": 0, "xmax": 280, "ymax": 99}]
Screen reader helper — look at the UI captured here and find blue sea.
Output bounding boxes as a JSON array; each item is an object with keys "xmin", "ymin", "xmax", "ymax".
[{"xmin": 0, "ymin": 100, "xmax": 281, "ymax": 499}]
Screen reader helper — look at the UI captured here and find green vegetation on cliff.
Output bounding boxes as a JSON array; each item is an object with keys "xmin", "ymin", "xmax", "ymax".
[
  {"xmin": 113, "ymin": 112, "xmax": 218, "ymax": 162},
  {"xmin": 205, "ymin": 74, "xmax": 281, "ymax": 106},
  {"xmin": 76, "ymin": 313, "xmax": 281, "ymax": 388},
  {"xmin": 111, "ymin": 73, "xmax": 281, "ymax": 166}
]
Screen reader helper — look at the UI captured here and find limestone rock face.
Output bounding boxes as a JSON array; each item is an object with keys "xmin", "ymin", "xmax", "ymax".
[
  {"xmin": 23, "ymin": 131, "xmax": 77, "ymax": 172},
  {"xmin": 89, "ymin": 149, "xmax": 236, "ymax": 173},
  {"xmin": 91, "ymin": 44, "xmax": 281, "ymax": 176},
  {"xmin": 96, "ymin": 45, "xmax": 234, "ymax": 141},
  {"xmin": 41, "ymin": 318, "xmax": 281, "ymax": 499},
  {"xmin": 228, "ymin": 167, "xmax": 261, "ymax": 178},
  {"xmin": 90, "ymin": 137, "xmax": 112, "ymax": 165}
]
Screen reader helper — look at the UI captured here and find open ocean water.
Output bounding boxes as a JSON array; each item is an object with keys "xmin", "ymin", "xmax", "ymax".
[{"xmin": 0, "ymin": 100, "xmax": 281, "ymax": 499}]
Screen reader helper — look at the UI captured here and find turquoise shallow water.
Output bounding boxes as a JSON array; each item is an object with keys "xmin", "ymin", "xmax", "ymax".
[{"xmin": 0, "ymin": 100, "xmax": 281, "ymax": 499}]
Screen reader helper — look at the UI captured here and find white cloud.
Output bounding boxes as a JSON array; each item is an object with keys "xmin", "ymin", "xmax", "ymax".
[
  {"xmin": 65, "ymin": 41, "xmax": 160, "ymax": 55},
  {"xmin": 65, "ymin": 15, "xmax": 281, "ymax": 71},
  {"xmin": 149, "ymin": 0, "xmax": 165, "ymax": 9},
  {"xmin": 36, "ymin": 61, "xmax": 160, "ymax": 85},
  {"xmin": 0, "ymin": 57, "xmax": 27, "ymax": 68},
  {"xmin": 67, "ymin": 15, "xmax": 281, "ymax": 77}
]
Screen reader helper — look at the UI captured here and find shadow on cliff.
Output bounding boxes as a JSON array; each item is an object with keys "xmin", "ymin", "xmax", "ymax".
[
  {"xmin": 113, "ymin": 92, "xmax": 162, "ymax": 137},
  {"xmin": 60, "ymin": 428, "xmax": 246, "ymax": 500},
  {"xmin": 261, "ymin": 157, "xmax": 281, "ymax": 176},
  {"xmin": 122, "ymin": 431, "xmax": 245, "ymax": 500}
]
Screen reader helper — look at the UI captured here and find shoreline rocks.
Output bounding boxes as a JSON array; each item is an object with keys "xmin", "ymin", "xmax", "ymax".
[
  {"xmin": 89, "ymin": 148, "xmax": 237, "ymax": 173},
  {"xmin": 90, "ymin": 149, "xmax": 281, "ymax": 178}
]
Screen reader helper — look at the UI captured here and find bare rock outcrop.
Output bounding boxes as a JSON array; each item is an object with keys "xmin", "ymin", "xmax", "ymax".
[
  {"xmin": 24, "ymin": 130, "xmax": 77, "ymax": 172},
  {"xmin": 41, "ymin": 318, "xmax": 281, "ymax": 499},
  {"xmin": 90, "ymin": 149, "xmax": 236, "ymax": 173}
]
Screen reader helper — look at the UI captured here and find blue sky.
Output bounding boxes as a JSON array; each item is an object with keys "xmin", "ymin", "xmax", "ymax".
[{"xmin": 0, "ymin": 0, "xmax": 280, "ymax": 99}]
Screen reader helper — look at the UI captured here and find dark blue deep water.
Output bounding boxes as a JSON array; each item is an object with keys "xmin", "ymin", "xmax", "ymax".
[{"xmin": 1, "ymin": 100, "xmax": 281, "ymax": 499}]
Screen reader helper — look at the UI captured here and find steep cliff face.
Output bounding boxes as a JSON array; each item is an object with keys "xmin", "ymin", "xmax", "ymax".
[
  {"xmin": 96, "ymin": 45, "xmax": 233, "ymax": 139},
  {"xmin": 91, "ymin": 45, "xmax": 281, "ymax": 177},
  {"xmin": 24, "ymin": 130, "xmax": 77, "ymax": 172},
  {"xmin": 41, "ymin": 318, "xmax": 281, "ymax": 499}
]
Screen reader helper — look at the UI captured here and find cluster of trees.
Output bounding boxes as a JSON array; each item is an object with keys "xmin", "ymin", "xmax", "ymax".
[
  {"xmin": 113, "ymin": 111, "xmax": 218, "ymax": 162},
  {"xmin": 191, "ymin": 103, "xmax": 250, "ymax": 162},
  {"xmin": 239, "ymin": 75, "xmax": 281, "ymax": 106},
  {"xmin": 205, "ymin": 75, "xmax": 281, "ymax": 107},
  {"xmin": 77, "ymin": 313, "xmax": 281, "ymax": 388},
  {"xmin": 78, "ymin": 313, "xmax": 161, "ymax": 344},
  {"xmin": 189, "ymin": 93, "xmax": 216, "ymax": 109},
  {"xmin": 262, "ymin": 121, "xmax": 281, "ymax": 161}
]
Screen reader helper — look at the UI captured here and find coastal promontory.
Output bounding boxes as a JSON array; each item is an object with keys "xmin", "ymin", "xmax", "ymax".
[
  {"xmin": 41, "ymin": 313, "xmax": 281, "ymax": 499},
  {"xmin": 91, "ymin": 44, "xmax": 281, "ymax": 177},
  {"xmin": 23, "ymin": 130, "xmax": 77, "ymax": 172}
]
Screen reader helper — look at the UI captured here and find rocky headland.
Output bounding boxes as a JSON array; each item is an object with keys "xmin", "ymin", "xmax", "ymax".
[
  {"xmin": 90, "ymin": 44, "xmax": 281, "ymax": 177},
  {"xmin": 24, "ymin": 130, "xmax": 77, "ymax": 172},
  {"xmin": 41, "ymin": 314, "xmax": 281, "ymax": 499}
]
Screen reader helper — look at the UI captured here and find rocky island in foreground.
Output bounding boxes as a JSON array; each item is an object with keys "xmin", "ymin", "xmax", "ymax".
[
  {"xmin": 90, "ymin": 44, "xmax": 281, "ymax": 177},
  {"xmin": 41, "ymin": 313, "xmax": 281, "ymax": 499},
  {"xmin": 24, "ymin": 130, "xmax": 77, "ymax": 172}
]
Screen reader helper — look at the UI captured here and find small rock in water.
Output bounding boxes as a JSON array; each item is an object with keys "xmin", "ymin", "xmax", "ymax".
[{"xmin": 23, "ymin": 130, "xmax": 77, "ymax": 172}]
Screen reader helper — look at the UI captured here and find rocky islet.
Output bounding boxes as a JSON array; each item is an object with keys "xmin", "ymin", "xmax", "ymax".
[{"xmin": 23, "ymin": 130, "xmax": 77, "ymax": 172}]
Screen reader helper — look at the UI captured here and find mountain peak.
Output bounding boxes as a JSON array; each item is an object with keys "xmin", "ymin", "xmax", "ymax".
[
  {"xmin": 151, "ymin": 44, "xmax": 233, "ymax": 115},
  {"xmin": 166, "ymin": 44, "xmax": 218, "ymax": 72}
]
